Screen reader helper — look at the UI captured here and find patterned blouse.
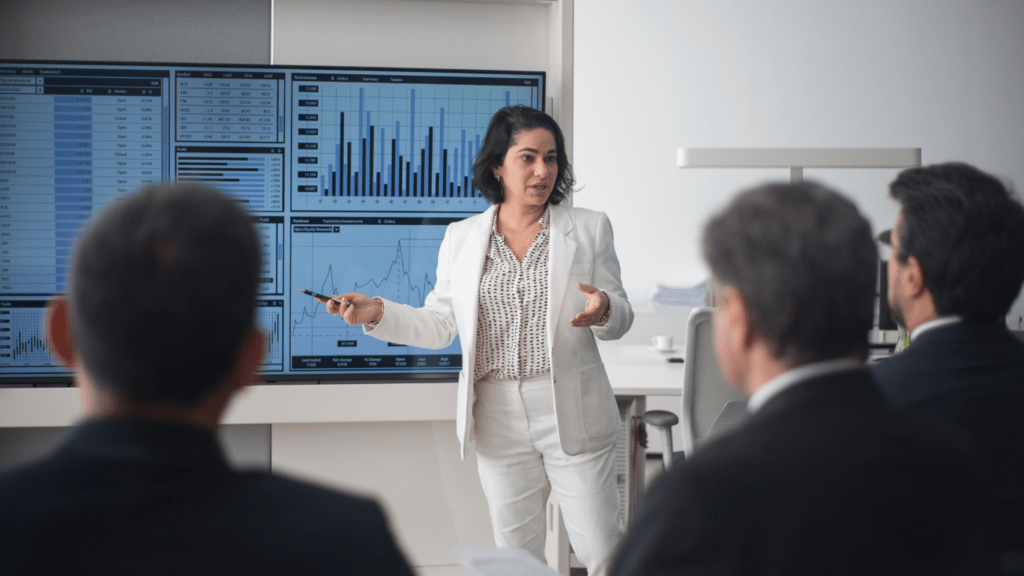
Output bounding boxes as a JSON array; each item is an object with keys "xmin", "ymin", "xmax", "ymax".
[{"xmin": 473, "ymin": 208, "xmax": 551, "ymax": 382}]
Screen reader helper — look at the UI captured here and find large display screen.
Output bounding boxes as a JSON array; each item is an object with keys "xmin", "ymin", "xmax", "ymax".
[{"xmin": 0, "ymin": 60, "xmax": 545, "ymax": 383}]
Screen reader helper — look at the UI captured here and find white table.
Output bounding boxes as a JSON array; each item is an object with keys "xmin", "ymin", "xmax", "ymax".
[{"xmin": 600, "ymin": 343, "xmax": 685, "ymax": 397}]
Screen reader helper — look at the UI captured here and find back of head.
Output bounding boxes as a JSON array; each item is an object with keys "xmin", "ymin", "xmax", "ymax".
[
  {"xmin": 703, "ymin": 182, "xmax": 877, "ymax": 365},
  {"xmin": 890, "ymin": 162, "xmax": 1024, "ymax": 321},
  {"xmin": 69, "ymin": 183, "xmax": 261, "ymax": 405}
]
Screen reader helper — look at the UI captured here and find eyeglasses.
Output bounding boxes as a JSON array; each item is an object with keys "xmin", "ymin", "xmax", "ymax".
[
  {"xmin": 876, "ymin": 228, "xmax": 909, "ymax": 260},
  {"xmin": 876, "ymin": 229, "xmax": 892, "ymax": 246}
]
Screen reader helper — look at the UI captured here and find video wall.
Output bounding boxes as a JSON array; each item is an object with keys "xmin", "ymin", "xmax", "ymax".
[{"xmin": 0, "ymin": 60, "xmax": 545, "ymax": 383}]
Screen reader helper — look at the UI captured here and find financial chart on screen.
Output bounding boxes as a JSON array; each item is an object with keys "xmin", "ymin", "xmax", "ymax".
[
  {"xmin": 0, "ymin": 61, "xmax": 544, "ymax": 383},
  {"xmin": 289, "ymin": 216, "xmax": 461, "ymax": 372}
]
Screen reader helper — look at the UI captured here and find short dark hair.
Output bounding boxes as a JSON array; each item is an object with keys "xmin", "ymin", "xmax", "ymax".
[
  {"xmin": 69, "ymin": 184, "xmax": 261, "ymax": 405},
  {"xmin": 890, "ymin": 162, "xmax": 1024, "ymax": 321},
  {"xmin": 472, "ymin": 105, "xmax": 574, "ymax": 205},
  {"xmin": 703, "ymin": 182, "xmax": 876, "ymax": 365}
]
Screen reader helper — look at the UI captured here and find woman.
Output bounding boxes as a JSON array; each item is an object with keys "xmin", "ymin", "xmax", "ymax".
[{"xmin": 320, "ymin": 105, "xmax": 632, "ymax": 575}]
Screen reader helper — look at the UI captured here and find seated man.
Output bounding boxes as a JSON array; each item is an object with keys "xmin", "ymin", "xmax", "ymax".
[
  {"xmin": 0, "ymin": 184, "xmax": 413, "ymax": 575},
  {"xmin": 871, "ymin": 162, "xmax": 1024, "ymax": 567},
  {"xmin": 612, "ymin": 182, "xmax": 992, "ymax": 576}
]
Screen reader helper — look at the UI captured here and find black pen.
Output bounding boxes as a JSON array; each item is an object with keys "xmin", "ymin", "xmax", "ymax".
[{"xmin": 296, "ymin": 288, "xmax": 344, "ymax": 305}]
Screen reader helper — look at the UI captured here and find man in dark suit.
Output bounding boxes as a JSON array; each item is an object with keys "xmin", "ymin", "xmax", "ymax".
[
  {"xmin": 870, "ymin": 162, "xmax": 1024, "ymax": 571},
  {"xmin": 0, "ymin": 184, "xmax": 414, "ymax": 575},
  {"xmin": 612, "ymin": 182, "xmax": 993, "ymax": 576}
]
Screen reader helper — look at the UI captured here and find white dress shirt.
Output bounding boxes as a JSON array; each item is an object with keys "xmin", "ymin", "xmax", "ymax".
[
  {"xmin": 474, "ymin": 209, "xmax": 551, "ymax": 381},
  {"xmin": 910, "ymin": 316, "xmax": 962, "ymax": 341},
  {"xmin": 747, "ymin": 358, "xmax": 864, "ymax": 413}
]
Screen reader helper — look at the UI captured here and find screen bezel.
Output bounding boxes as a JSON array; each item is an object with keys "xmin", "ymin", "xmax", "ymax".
[{"xmin": 0, "ymin": 59, "xmax": 546, "ymax": 386}]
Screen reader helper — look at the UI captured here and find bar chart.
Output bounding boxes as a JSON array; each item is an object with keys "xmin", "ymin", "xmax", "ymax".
[
  {"xmin": 175, "ymin": 146, "xmax": 284, "ymax": 211},
  {"xmin": 254, "ymin": 216, "xmax": 285, "ymax": 294},
  {"xmin": 289, "ymin": 73, "xmax": 542, "ymax": 212},
  {"xmin": 256, "ymin": 299, "xmax": 284, "ymax": 371},
  {"xmin": 0, "ymin": 301, "xmax": 67, "ymax": 375}
]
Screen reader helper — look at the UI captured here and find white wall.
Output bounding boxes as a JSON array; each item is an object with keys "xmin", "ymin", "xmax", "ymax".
[
  {"xmin": 574, "ymin": 0, "xmax": 1024, "ymax": 323},
  {"xmin": 0, "ymin": 424, "xmax": 271, "ymax": 472},
  {"xmin": 271, "ymin": 421, "xmax": 494, "ymax": 567},
  {"xmin": 272, "ymin": 0, "xmax": 574, "ymax": 140},
  {"xmin": 273, "ymin": 0, "xmax": 549, "ymax": 70},
  {"xmin": 0, "ymin": 0, "xmax": 271, "ymax": 63}
]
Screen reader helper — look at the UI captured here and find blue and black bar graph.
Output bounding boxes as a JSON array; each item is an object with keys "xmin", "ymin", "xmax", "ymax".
[
  {"xmin": 291, "ymin": 73, "xmax": 542, "ymax": 210},
  {"xmin": 315, "ymin": 89, "xmax": 486, "ymax": 198}
]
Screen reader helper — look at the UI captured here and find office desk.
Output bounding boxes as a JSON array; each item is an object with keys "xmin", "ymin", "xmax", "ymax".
[
  {"xmin": 602, "ymin": 342, "xmax": 686, "ymax": 458},
  {"xmin": 601, "ymin": 343, "xmax": 685, "ymax": 397},
  {"xmin": 599, "ymin": 342, "xmax": 684, "ymax": 493}
]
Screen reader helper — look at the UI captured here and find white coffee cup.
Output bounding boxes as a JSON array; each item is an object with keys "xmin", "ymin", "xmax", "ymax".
[{"xmin": 652, "ymin": 335, "xmax": 674, "ymax": 352}]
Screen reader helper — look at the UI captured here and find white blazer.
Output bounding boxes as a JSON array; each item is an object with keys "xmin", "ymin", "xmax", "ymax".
[{"xmin": 367, "ymin": 202, "xmax": 633, "ymax": 458}]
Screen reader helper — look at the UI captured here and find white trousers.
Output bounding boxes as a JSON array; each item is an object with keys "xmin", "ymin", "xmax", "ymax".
[{"xmin": 473, "ymin": 373, "xmax": 624, "ymax": 576}]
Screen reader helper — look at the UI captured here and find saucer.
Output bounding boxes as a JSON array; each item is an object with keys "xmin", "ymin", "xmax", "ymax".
[{"xmin": 649, "ymin": 346, "xmax": 677, "ymax": 354}]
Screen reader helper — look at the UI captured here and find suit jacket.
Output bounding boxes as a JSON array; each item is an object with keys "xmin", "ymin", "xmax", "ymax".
[
  {"xmin": 870, "ymin": 321, "xmax": 1024, "ymax": 549},
  {"xmin": 0, "ymin": 417, "xmax": 414, "ymax": 576},
  {"xmin": 369, "ymin": 203, "xmax": 633, "ymax": 457},
  {"xmin": 612, "ymin": 369, "xmax": 993, "ymax": 576}
]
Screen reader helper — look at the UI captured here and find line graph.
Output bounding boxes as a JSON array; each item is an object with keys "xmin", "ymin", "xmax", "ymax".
[
  {"xmin": 353, "ymin": 236, "xmax": 436, "ymax": 305},
  {"xmin": 288, "ymin": 216, "xmax": 463, "ymax": 372}
]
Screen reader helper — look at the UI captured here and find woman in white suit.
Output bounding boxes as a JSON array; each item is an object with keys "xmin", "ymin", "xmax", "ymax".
[{"xmin": 321, "ymin": 106, "xmax": 632, "ymax": 575}]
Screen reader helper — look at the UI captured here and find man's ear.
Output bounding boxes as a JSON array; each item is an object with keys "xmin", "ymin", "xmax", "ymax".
[
  {"xmin": 45, "ymin": 298, "xmax": 77, "ymax": 368},
  {"xmin": 714, "ymin": 285, "xmax": 755, "ymax": 389},
  {"xmin": 720, "ymin": 286, "xmax": 755, "ymax": 350},
  {"xmin": 903, "ymin": 255, "xmax": 928, "ymax": 298}
]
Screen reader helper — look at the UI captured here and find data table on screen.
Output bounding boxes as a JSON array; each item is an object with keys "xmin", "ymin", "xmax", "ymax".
[
  {"xmin": 289, "ymin": 73, "xmax": 541, "ymax": 212},
  {"xmin": 288, "ymin": 215, "xmax": 462, "ymax": 372},
  {"xmin": 174, "ymin": 71, "xmax": 285, "ymax": 143},
  {"xmin": 0, "ymin": 69, "xmax": 167, "ymax": 296}
]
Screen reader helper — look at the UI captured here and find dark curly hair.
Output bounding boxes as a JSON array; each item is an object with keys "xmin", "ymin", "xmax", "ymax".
[{"xmin": 471, "ymin": 105, "xmax": 574, "ymax": 205}]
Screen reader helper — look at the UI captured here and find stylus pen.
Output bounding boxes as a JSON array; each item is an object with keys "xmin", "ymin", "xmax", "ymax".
[{"xmin": 296, "ymin": 288, "xmax": 344, "ymax": 305}]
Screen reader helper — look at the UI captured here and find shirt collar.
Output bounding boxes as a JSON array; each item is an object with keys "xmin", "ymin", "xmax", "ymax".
[
  {"xmin": 910, "ymin": 316, "xmax": 962, "ymax": 341},
  {"xmin": 747, "ymin": 358, "xmax": 864, "ymax": 413},
  {"xmin": 491, "ymin": 206, "xmax": 550, "ymax": 235}
]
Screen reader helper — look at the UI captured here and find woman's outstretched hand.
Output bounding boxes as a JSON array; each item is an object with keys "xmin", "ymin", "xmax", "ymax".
[
  {"xmin": 318, "ymin": 292, "xmax": 382, "ymax": 326},
  {"xmin": 570, "ymin": 282, "xmax": 610, "ymax": 327}
]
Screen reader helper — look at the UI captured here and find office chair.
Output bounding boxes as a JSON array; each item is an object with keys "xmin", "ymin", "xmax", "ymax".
[{"xmin": 645, "ymin": 307, "xmax": 750, "ymax": 469}]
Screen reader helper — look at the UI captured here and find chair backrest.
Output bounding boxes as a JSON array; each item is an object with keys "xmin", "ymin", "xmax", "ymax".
[{"xmin": 680, "ymin": 307, "xmax": 750, "ymax": 455}]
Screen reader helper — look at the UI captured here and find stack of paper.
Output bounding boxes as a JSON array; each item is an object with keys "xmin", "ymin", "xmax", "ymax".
[{"xmin": 652, "ymin": 281, "xmax": 708, "ymax": 310}]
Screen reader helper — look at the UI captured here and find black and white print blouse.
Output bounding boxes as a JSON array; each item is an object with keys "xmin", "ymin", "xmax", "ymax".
[{"xmin": 473, "ymin": 208, "xmax": 551, "ymax": 382}]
